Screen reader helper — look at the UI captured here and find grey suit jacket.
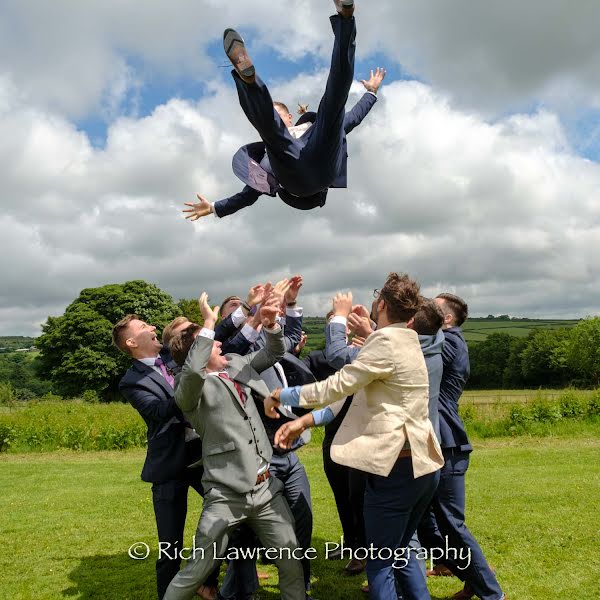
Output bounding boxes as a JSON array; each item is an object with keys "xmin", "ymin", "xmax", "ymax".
[{"xmin": 174, "ymin": 326, "xmax": 285, "ymax": 494}]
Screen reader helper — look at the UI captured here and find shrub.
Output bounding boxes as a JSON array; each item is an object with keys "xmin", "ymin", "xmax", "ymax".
[
  {"xmin": 0, "ymin": 423, "xmax": 15, "ymax": 452},
  {"xmin": 530, "ymin": 399, "xmax": 562, "ymax": 423},
  {"xmin": 14, "ymin": 388, "xmax": 37, "ymax": 402},
  {"xmin": 509, "ymin": 404, "xmax": 530, "ymax": 426},
  {"xmin": 558, "ymin": 390, "xmax": 586, "ymax": 419},
  {"xmin": 587, "ymin": 390, "xmax": 600, "ymax": 416},
  {"xmin": 81, "ymin": 389, "xmax": 100, "ymax": 404},
  {"xmin": 0, "ymin": 382, "xmax": 15, "ymax": 407},
  {"xmin": 460, "ymin": 404, "xmax": 476, "ymax": 423}
]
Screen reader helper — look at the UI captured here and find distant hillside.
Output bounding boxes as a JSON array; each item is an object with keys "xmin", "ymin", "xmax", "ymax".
[
  {"xmin": 301, "ymin": 317, "xmax": 581, "ymax": 349},
  {"xmin": 462, "ymin": 318, "xmax": 580, "ymax": 343},
  {"xmin": 0, "ymin": 336, "xmax": 36, "ymax": 353}
]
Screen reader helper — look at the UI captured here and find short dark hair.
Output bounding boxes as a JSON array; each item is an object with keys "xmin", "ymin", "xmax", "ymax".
[
  {"xmin": 219, "ymin": 296, "xmax": 241, "ymax": 318},
  {"xmin": 436, "ymin": 293, "xmax": 469, "ymax": 326},
  {"xmin": 412, "ymin": 299, "xmax": 444, "ymax": 335},
  {"xmin": 112, "ymin": 314, "xmax": 139, "ymax": 355},
  {"xmin": 380, "ymin": 273, "xmax": 421, "ymax": 323},
  {"xmin": 170, "ymin": 323, "xmax": 202, "ymax": 367}
]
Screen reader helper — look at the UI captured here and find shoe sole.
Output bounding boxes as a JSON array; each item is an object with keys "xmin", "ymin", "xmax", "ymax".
[{"xmin": 223, "ymin": 28, "xmax": 255, "ymax": 81}]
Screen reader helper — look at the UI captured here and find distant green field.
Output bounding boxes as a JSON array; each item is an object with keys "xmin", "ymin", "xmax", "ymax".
[
  {"xmin": 300, "ymin": 317, "xmax": 580, "ymax": 349},
  {"xmin": 461, "ymin": 318, "xmax": 579, "ymax": 343}
]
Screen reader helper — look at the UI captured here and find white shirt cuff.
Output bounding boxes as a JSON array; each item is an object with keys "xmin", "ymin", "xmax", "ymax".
[
  {"xmin": 211, "ymin": 202, "xmax": 220, "ymax": 218},
  {"xmin": 199, "ymin": 328, "xmax": 215, "ymax": 340},
  {"xmin": 331, "ymin": 316, "xmax": 348, "ymax": 326},
  {"xmin": 285, "ymin": 306, "xmax": 303, "ymax": 318},
  {"xmin": 241, "ymin": 323, "xmax": 260, "ymax": 343},
  {"xmin": 367, "ymin": 90, "xmax": 377, "ymax": 97},
  {"xmin": 231, "ymin": 306, "xmax": 246, "ymax": 328}
]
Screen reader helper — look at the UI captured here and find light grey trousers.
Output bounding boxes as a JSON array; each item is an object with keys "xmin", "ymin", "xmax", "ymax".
[{"xmin": 163, "ymin": 476, "xmax": 305, "ymax": 600}]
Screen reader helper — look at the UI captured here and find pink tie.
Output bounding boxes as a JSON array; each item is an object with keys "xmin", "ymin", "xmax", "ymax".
[{"xmin": 154, "ymin": 357, "xmax": 175, "ymax": 387}]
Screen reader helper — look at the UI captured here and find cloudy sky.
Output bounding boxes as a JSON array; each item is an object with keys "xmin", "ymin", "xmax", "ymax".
[{"xmin": 2, "ymin": 0, "xmax": 600, "ymax": 335}]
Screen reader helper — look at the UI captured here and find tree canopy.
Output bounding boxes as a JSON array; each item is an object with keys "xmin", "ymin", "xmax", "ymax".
[{"xmin": 36, "ymin": 281, "xmax": 181, "ymax": 399}]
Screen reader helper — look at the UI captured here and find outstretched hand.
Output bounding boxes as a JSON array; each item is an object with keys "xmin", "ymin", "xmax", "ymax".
[
  {"xmin": 360, "ymin": 67, "xmax": 387, "ymax": 94},
  {"xmin": 198, "ymin": 292, "xmax": 219, "ymax": 328},
  {"xmin": 183, "ymin": 194, "xmax": 213, "ymax": 221}
]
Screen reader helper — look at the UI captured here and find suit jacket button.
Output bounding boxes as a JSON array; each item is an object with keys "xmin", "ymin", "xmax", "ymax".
[
  {"xmin": 244, "ymin": 416, "xmax": 249, "ymax": 420},
  {"xmin": 249, "ymin": 440, "xmax": 252, "ymax": 444}
]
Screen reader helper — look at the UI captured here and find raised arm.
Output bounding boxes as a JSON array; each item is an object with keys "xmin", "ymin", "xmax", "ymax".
[
  {"xmin": 242, "ymin": 280, "xmax": 290, "ymax": 373},
  {"xmin": 182, "ymin": 186, "xmax": 262, "ymax": 221},
  {"xmin": 174, "ymin": 292, "xmax": 219, "ymax": 412},
  {"xmin": 325, "ymin": 292, "xmax": 360, "ymax": 369},
  {"xmin": 344, "ymin": 67, "xmax": 386, "ymax": 135}
]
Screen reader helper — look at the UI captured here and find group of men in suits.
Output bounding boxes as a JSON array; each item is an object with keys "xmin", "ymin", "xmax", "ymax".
[
  {"xmin": 112, "ymin": 3, "xmax": 506, "ymax": 599},
  {"xmin": 113, "ymin": 270, "xmax": 505, "ymax": 600}
]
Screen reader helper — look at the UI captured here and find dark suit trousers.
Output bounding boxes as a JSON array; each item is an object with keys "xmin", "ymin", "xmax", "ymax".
[
  {"xmin": 270, "ymin": 452, "xmax": 313, "ymax": 592},
  {"xmin": 232, "ymin": 14, "xmax": 356, "ymax": 197},
  {"xmin": 152, "ymin": 468, "xmax": 220, "ymax": 599},
  {"xmin": 322, "ymin": 437, "xmax": 366, "ymax": 550},
  {"xmin": 363, "ymin": 457, "xmax": 439, "ymax": 600},
  {"xmin": 417, "ymin": 450, "xmax": 504, "ymax": 600}
]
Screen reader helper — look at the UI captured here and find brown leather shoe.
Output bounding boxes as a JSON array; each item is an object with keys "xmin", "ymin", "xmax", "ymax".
[
  {"xmin": 196, "ymin": 585, "xmax": 217, "ymax": 600},
  {"xmin": 345, "ymin": 558, "xmax": 366, "ymax": 575},
  {"xmin": 452, "ymin": 582, "xmax": 475, "ymax": 600},
  {"xmin": 426, "ymin": 564, "xmax": 454, "ymax": 577},
  {"xmin": 223, "ymin": 29, "xmax": 255, "ymax": 83}
]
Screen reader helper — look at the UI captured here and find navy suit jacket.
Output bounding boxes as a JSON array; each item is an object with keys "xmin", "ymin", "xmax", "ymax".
[
  {"xmin": 438, "ymin": 327, "xmax": 473, "ymax": 452},
  {"xmin": 214, "ymin": 312, "xmax": 252, "ymax": 355},
  {"xmin": 119, "ymin": 348, "xmax": 202, "ymax": 483},
  {"xmin": 215, "ymin": 92, "xmax": 378, "ymax": 217}
]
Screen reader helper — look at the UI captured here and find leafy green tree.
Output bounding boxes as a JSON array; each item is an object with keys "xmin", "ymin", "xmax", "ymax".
[
  {"xmin": 176, "ymin": 298, "xmax": 203, "ymax": 325},
  {"xmin": 0, "ymin": 352, "xmax": 51, "ymax": 397},
  {"xmin": 502, "ymin": 337, "xmax": 528, "ymax": 388},
  {"xmin": 468, "ymin": 333, "xmax": 513, "ymax": 388},
  {"xmin": 37, "ymin": 281, "xmax": 180, "ymax": 399},
  {"xmin": 565, "ymin": 317, "xmax": 600, "ymax": 385},
  {"xmin": 519, "ymin": 328, "xmax": 571, "ymax": 387}
]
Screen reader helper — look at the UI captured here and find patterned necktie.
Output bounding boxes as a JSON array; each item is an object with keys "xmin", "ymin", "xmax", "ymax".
[
  {"xmin": 154, "ymin": 357, "xmax": 175, "ymax": 388},
  {"xmin": 218, "ymin": 372, "xmax": 247, "ymax": 407}
]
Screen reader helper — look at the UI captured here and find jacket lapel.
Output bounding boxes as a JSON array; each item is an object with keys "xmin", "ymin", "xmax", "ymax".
[{"xmin": 133, "ymin": 360, "xmax": 174, "ymax": 397}]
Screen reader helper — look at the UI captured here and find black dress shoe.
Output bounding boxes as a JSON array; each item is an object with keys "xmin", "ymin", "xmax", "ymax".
[{"xmin": 223, "ymin": 28, "xmax": 255, "ymax": 83}]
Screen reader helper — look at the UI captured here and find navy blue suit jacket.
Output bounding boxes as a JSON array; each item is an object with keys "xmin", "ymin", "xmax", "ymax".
[
  {"xmin": 119, "ymin": 348, "xmax": 202, "ymax": 483},
  {"xmin": 215, "ymin": 92, "xmax": 378, "ymax": 217},
  {"xmin": 438, "ymin": 327, "xmax": 473, "ymax": 452},
  {"xmin": 214, "ymin": 313, "xmax": 252, "ymax": 355}
]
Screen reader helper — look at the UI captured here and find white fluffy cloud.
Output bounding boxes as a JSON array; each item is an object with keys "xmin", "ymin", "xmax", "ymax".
[
  {"xmin": 1, "ymin": 61, "xmax": 599, "ymax": 334},
  {"xmin": 3, "ymin": 1, "xmax": 600, "ymax": 118}
]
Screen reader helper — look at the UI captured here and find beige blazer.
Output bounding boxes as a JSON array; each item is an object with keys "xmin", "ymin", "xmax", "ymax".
[{"xmin": 299, "ymin": 323, "xmax": 444, "ymax": 478}]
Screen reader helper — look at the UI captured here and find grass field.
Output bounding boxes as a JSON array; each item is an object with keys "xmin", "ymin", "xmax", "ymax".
[
  {"xmin": 460, "ymin": 319, "xmax": 579, "ymax": 343},
  {"xmin": 1, "ymin": 436, "xmax": 599, "ymax": 600},
  {"xmin": 299, "ymin": 317, "xmax": 580, "ymax": 351}
]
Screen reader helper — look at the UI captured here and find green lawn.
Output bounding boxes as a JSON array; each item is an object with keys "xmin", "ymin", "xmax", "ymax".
[{"xmin": 1, "ymin": 437, "xmax": 599, "ymax": 600}]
